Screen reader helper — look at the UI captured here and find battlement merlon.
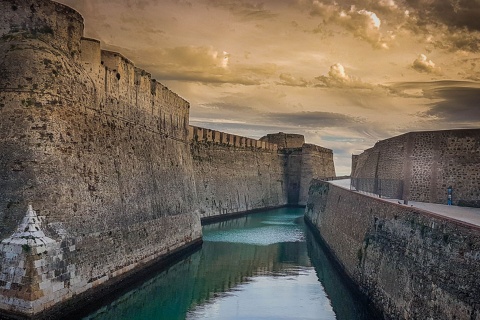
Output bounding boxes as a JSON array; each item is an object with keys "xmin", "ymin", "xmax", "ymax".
[
  {"xmin": 79, "ymin": 39, "xmax": 190, "ymax": 141},
  {"xmin": 80, "ymin": 38, "xmax": 101, "ymax": 65},
  {"xmin": 189, "ymin": 126, "xmax": 278, "ymax": 151}
]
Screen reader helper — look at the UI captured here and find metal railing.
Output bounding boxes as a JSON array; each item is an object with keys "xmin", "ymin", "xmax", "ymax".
[{"xmin": 350, "ymin": 178, "xmax": 404, "ymax": 200}]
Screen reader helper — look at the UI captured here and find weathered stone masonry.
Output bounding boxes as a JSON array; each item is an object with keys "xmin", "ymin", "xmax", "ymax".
[
  {"xmin": 189, "ymin": 126, "xmax": 288, "ymax": 219},
  {"xmin": 189, "ymin": 128, "xmax": 336, "ymax": 219},
  {"xmin": 306, "ymin": 180, "xmax": 480, "ymax": 320},
  {"xmin": 260, "ymin": 132, "xmax": 336, "ymax": 206},
  {"xmin": 352, "ymin": 129, "xmax": 480, "ymax": 207},
  {"xmin": 0, "ymin": 0, "xmax": 201, "ymax": 315},
  {"xmin": 0, "ymin": 0, "xmax": 336, "ymax": 316}
]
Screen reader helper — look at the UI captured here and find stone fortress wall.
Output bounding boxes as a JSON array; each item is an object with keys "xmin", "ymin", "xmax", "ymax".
[
  {"xmin": 188, "ymin": 128, "xmax": 336, "ymax": 219},
  {"xmin": 306, "ymin": 180, "xmax": 480, "ymax": 319},
  {"xmin": 299, "ymin": 143, "xmax": 336, "ymax": 205},
  {"xmin": 0, "ymin": 0, "xmax": 336, "ymax": 316},
  {"xmin": 260, "ymin": 132, "xmax": 305, "ymax": 149},
  {"xmin": 191, "ymin": 143, "xmax": 288, "ymax": 219},
  {"xmin": 352, "ymin": 129, "xmax": 480, "ymax": 207},
  {"xmin": 258, "ymin": 133, "xmax": 336, "ymax": 206},
  {"xmin": 0, "ymin": 0, "xmax": 200, "ymax": 316},
  {"xmin": 189, "ymin": 126, "xmax": 287, "ymax": 219}
]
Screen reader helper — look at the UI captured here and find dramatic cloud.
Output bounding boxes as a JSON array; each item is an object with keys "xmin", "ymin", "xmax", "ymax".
[
  {"xmin": 135, "ymin": 46, "xmax": 278, "ymax": 85},
  {"xmin": 432, "ymin": 29, "xmax": 480, "ymax": 53},
  {"xmin": 316, "ymin": 63, "xmax": 373, "ymax": 88},
  {"xmin": 396, "ymin": 0, "xmax": 480, "ymax": 53},
  {"xmin": 277, "ymin": 73, "xmax": 311, "ymax": 87},
  {"xmin": 328, "ymin": 63, "xmax": 351, "ymax": 82},
  {"xmin": 163, "ymin": 46, "xmax": 228, "ymax": 69},
  {"xmin": 204, "ymin": 0, "xmax": 278, "ymax": 20},
  {"xmin": 405, "ymin": 0, "xmax": 480, "ymax": 31},
  {"xmin": 277, "ymin": 63, "xmax": 374, "ymax": 88},
  {"xmin": 309, "ymin": 1, "xmax": 338, "ymax": 20},
  {"xmin": 423, "ymin": 87, "xmax": 480, "ymax": 123},
  {"xmin": 306, "ymin": 1, "xmax": 390, "ymax": 48},
  {"xmin": 388, "ymin": 80, "xmax": 480, "ymax": 125},
  {"xmin": 412, "ymin": 54, "xmax": 440, "ymax": 73},
  {"xmin": 56, "ymin": 0, "xmax": 480, "ymax": 174},
  {"xmin": 379, "ymin": 0, "xmax": 397, "ymax": 9},
  {"xmin": 269, "ymin": 111, "xmax": 364, "ymax": 128}
]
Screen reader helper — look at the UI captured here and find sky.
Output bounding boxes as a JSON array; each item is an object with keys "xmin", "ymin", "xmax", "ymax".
[{"xmin": 58, "ymin": 0, "xmax": 480, "ymax": 175}]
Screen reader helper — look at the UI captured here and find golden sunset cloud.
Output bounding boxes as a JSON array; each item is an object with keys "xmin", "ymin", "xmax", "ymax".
[{"xmin": 58, "ymin": 0, "xmax": 480, "ymax": 174}]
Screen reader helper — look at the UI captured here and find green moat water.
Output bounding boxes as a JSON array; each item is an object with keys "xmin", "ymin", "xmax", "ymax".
[{"xmin": 82, "ymin": 208, "xmax": 374, "ymax": 320}]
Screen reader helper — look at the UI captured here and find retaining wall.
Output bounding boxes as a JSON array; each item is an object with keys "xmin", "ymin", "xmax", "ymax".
[{"xmin": 305, "ymin": 180, "xmax": 480, "ymax": 319}]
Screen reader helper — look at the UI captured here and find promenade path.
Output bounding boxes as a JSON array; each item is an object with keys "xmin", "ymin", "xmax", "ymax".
[{"xmin": 328, "ymin": 179, "xmax": 480, "ymax": 227}]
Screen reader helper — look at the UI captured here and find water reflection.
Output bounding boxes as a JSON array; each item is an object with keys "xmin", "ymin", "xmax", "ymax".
[
  {"xmin": 83, "ymin": 208, "xmax": 373, "ymax": 320},
  {"xmin": 306, "ymin": 231, "xmax": 374, "ymax": 319}
]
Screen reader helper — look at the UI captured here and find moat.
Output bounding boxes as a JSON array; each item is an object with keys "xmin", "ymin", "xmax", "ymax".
[{"xmin": 81, "ymin": 208, "xmax": 374, "ymax": 320}]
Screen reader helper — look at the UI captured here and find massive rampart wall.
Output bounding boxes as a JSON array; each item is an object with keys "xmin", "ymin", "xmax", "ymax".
[
  {"xmin": 352, "ymin": 129, "xmax": 480, "ymax": 207},
  {"xmin": 0, "ymin": 0, "xmax": 337, "ymax": 316},
  {"xmin": 0, "ymin": 0, "xmax": 200, "ymax": 315},
  {"xmin": 189, "ymin": 126, "xmax": 287, "ymax": 219},
  {"xmin": 189, "ymin": 127, "xmax": 336, "ymax": 213},
  {"xmin": 306, "ymin": 180, "xmax": 480, "ymax": 319}
]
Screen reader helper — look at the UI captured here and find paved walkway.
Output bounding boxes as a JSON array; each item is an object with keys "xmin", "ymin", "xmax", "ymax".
[{"xmin": 328, "ymin": 179, "xmax": 480, "ymax": 227}]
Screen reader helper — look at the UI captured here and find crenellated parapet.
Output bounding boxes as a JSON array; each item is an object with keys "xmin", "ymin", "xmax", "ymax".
[
  {"xmin": 77, "ymin": 39, "xmax": 191, "ymax": 142},
  {"xmin": 189, "ymin": 126, "xmax": 278, "ymax": 151}
]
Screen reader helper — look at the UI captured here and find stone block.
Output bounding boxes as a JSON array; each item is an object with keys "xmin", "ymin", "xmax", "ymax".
[
  {"xmin": 188, "ymin": 126, "xmax": 195, "ymax": 141},
  {"xmin": 221, "ymin": 132, "xmax": 228, "ymax": 144},
  {"xmin": 228, "ymin": 134, "xmax": 234, "ymax": 146},
  {"xmin": 206, "ymin": 130, "xmax": 213, "ymax": 142},
  {"xmin": 233, "ymin": 136, "xmax": 241, "ymax": 147},
  {"xmin": 213, "ymin": 131, "xmax": 221, "ymax": 143}
]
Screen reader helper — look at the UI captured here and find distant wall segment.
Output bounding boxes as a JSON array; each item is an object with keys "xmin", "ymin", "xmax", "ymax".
[
  {"xmin": 260, "ymin": 132, "xmax": 305, "ymax": 149},
  {"xmin": 189, "ymin": 126, "xmax": 278, "ymax": 151},
  {"xmin": 260, "ymin": 133, "xmax": 336, "ymax": 206},
  {"xmin": 190, "ymin": 140, "xmax": 288, "ymax": 219},
  {"xmin": 189, "ymin": 127, "xmax": 337, "ymax": 211},
  {"xmin": 299, "ymin": 144, "xmax": 336, "ymax": 205},
  {"xmin": 352, "ymin": 129, "xmax": 480, "ymax": 207}
]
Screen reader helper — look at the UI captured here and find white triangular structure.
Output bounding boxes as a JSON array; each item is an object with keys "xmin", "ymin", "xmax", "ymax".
[
  {"xmin": 1, "ymin": 204, "xmax": 55, "ymax": 249},
  {"xmin": 0, "ymin": 205, "xmax": 64, "ymax": 314}
]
